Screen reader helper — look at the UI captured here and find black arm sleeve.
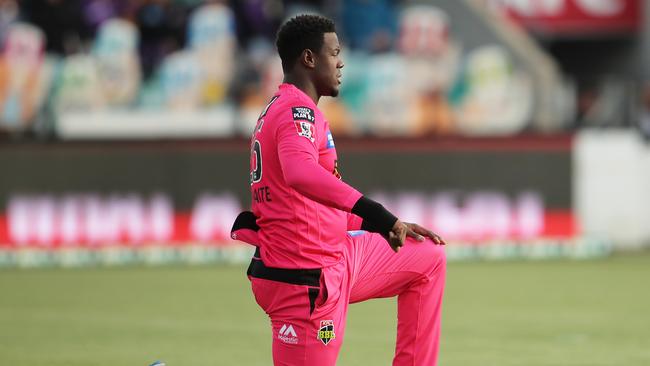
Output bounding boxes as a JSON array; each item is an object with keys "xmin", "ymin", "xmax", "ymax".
[{"xmin": 351, "ymin": 196, "xmax": 398, "ymax": 237}]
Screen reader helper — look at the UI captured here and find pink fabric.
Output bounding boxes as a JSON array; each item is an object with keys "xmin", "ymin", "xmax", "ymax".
[
  {"xmin": 345, "ymin": 213, "xmax": 364, "ymax": 231},
  {"xmin": 249, "ymin": 232, "xmax": 446, "ymax": 366},
  {"xmin": 230, "ymin": 228, "xmax": 259, "ymax": 246},
  {"xmin": 251, "ymin": 83, "xmax": 362, "ymax": 269}
]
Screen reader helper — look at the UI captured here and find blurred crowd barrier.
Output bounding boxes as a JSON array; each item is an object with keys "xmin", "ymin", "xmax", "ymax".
[
  {"xmin": 0, "ymin": 137, "xmax": 614, "ymax": 267},
  {"xmin": 0, "ymin": 1, "xmax": 573, "ymax": 139}
]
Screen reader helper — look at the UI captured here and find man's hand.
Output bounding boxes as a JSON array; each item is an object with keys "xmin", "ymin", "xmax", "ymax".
[
  {"xmin": 388, "ymin": 220, "xmax": 408, "ymax": 253},
  {"xmin": 388, "ymin": 221, "xmax": 446, "ymax": 253},
  {"xmin": 404, "ymin": 222, "xmax": 445, "ymax": 245}
]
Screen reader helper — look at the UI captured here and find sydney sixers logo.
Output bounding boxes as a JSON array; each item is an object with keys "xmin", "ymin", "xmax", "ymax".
[{"xmin": 295, "ymin": 121, "xmax": 315, "ymax": 142}]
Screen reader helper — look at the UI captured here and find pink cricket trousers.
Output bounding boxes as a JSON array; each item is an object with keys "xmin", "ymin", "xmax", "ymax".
[{"xmin": 247, "ymin": 231, "xmax": 446, "ymax": 365}]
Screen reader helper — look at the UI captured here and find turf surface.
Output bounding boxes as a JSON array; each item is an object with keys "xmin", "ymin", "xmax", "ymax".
[{"xmin": 1, "ymin": 252, "xmax": 649, "ymax": 366}]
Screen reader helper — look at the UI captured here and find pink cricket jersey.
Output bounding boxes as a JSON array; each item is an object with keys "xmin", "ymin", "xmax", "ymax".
[{"xmin": 249, "ymin": 83, "xmax": 363, "ymax": 269}]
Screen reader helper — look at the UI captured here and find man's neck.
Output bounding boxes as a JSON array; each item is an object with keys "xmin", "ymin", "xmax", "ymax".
[{"xmin": 283, "ymin": 74, "xmax": 319, "ymax": 105}]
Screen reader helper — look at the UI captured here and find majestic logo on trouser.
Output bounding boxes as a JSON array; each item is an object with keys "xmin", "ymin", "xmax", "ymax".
[
  {"xmin": 278, "ymin": 324, "xmax": 298, "ymax": 344},
  {"xmin": 317, "ymin": 320, "xmax": 335, "ymax": 345}
]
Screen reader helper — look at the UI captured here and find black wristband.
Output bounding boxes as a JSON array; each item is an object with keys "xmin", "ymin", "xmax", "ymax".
[
  {"xmin": 351, "ymin": 196, "xmax": 398, "ymax": 237},
  {"xmin": 360, "ymin": 219, "xmax": 388, "ymax": 239}
]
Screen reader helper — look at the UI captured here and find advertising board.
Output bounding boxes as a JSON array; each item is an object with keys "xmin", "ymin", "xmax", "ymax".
[{"xmin": 0, "ymin": 137, "xmax": 608, "ymax": 267}]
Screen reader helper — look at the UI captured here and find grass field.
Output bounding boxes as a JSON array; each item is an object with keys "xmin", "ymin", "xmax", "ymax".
[{"xmin": 1, "ymin": 252, "xmax": 650, "ymax": 366}]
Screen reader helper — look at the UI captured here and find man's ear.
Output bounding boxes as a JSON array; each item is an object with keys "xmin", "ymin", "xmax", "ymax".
[{"xmin": 301, "ymin": 49, "xmax": 316, "ymax": 69}]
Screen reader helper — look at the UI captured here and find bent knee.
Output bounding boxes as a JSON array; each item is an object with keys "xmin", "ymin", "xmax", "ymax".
[
  {"xmin": 404, "ymin": 238, "xmax": 446, "ymax": 275},
  {"xmin": 421, "ymin": 240, "xmax": 446, "ymax": 275}
]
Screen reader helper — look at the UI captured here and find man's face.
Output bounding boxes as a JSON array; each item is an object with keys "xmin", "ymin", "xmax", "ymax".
[{"xmin": 314, "ymin": 32, "xmax": 344, "ymax": 97}]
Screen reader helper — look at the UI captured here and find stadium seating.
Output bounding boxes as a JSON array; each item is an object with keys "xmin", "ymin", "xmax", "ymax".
[{"xmin": 0, "ymin": 2, "xmax": 563, "ymax": 138}]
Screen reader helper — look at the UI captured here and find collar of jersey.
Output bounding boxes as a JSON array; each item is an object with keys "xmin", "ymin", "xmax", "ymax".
[{"xmin": 279, "ymin": 83, "xmax": 317, "ymax": 109}]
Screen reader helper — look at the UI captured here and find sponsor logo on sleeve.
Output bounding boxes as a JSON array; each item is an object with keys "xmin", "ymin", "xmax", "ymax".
[
  {"xmin": 317, "ymin": 320, "xmax": 336, "ymax": 345},
  {"xmin": 326, "ymin": 131, "xmax": 335, "ymax": 149},
  {"xmin": 292, "ymin": 107, "xmax": 315, "ymax": 123},
  {"xmin": 295, "ymin": 121, "xmax": 315, "ymax": 142}
]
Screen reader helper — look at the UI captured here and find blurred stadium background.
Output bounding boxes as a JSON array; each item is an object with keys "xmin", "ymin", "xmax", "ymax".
[
  {"xmin": 3, "ymin": 0, "xmax": 650, "ymax": 265},
  {"xmin": 1, "ymin": 0, "xmax": 650, "ymax": 365}
]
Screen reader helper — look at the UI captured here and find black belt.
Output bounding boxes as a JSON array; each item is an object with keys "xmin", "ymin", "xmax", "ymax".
[
  {"xmin": 247, "ymin": 247, "xmax": 321, "ymax": 287},
  {"xmin": 247, "ymin": 247, "xmax": 322, "ymax": 314}
]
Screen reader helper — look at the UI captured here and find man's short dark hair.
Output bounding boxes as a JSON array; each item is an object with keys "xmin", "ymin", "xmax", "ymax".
[{"xmin": 276, "ymin": 14, "xmax": 336, "ymax": 73}]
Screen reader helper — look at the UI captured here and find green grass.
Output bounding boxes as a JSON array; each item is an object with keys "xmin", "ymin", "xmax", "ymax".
[{"xmin": 1, "ymin": 253, "xmax": 650, "ymax": 366}]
